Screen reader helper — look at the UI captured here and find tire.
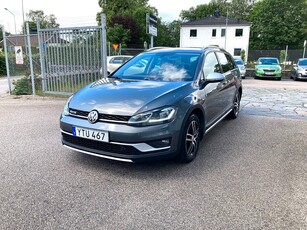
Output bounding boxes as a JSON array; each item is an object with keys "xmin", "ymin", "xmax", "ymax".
[
  {"xmin": 178, "ymin": 114, "xmax": 201, "ymax": 163},
  {"xmin": 227, "ymin": 92, "xmax": 241, "ymax": 119}
]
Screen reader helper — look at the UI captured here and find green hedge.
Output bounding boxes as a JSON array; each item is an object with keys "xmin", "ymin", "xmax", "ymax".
[{"xmin": 0, "ymin": 53, "xmax": 7, "ymax": 76}]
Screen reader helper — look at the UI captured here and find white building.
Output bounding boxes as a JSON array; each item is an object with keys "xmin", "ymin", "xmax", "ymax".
[{"xmin": 180, "ymin": 16, "xmax": 251, "ymax": 62}]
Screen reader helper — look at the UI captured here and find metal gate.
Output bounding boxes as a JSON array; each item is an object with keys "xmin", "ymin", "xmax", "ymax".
[{"xmin": 37, "ymin": 25, "xmax": 104, "ymax": 95}]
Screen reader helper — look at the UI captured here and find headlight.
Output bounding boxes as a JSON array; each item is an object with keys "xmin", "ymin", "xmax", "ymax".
[
  {"xmin": 63, "ymin": 95, "xmax": 73, "ymax": 116},
  {"xmin": 297, "ymin": 66, "xmax": 304, "ymax": 72},
  {"xmin": 128, "ymin": 107, "xmax": 177, "ymax": 126}
]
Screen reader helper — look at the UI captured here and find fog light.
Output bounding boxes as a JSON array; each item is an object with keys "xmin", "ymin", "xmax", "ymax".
[{"xmin": 146, "ymin": 138, "xmax": 172, "ymax": 148}]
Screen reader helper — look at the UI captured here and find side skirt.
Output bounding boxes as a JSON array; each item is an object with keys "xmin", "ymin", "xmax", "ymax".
[{"xmin": 204, "ymin": 108, "xmax": 233, "ymax": 135}]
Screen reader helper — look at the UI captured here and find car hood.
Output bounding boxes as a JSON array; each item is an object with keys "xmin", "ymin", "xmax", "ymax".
[
  {"xmin": 256, "ymin": 64, "xmax": 281, "ymax": 69},
  {"xmin": 69, "ymin": 78, "xmax": 192, "ymax": 116},
  {"xmin": 298, "ymin": 65, "xmax": 307, "ymax": 69}
]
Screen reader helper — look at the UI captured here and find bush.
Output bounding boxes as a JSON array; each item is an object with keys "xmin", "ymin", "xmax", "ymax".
[
  {"xmin": 0, "ymin": 53, "xmax": 7, "ymax": 76},
  {"xmin": 12, "ymin": 75, "xmax": 43, "ymax": 95},
  {"xmin": 12, "ymin": 77, "xmax": 32, "ymax": 95}
]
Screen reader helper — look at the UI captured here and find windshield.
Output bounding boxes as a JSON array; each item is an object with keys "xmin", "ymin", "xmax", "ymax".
[
  {"xmin": 258, "ymin": 58, "xmax": 279, "ymax": 65},
  {"xmin": 298, "ymin": 59, "xmax": 307, "ymax": 66},
  {"xmin": 113, "ymin": 52, "xmax": 200, "ymax": 82},
  {"xmin": 235, "ymin": 59, "xmax": 244, "ymax": 65}
]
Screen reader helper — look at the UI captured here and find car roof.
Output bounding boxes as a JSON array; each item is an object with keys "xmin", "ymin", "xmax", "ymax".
[
  {"xmin": 144, "ymin": 46, "xmax": 227, "ymax": 54},
  {"xmin": 258, "ymin": 57, "xmax": 278, "ymax": 59},
  {"xmin": 107, "ymin": 55, "xmax": 133, "ymax": 58}
]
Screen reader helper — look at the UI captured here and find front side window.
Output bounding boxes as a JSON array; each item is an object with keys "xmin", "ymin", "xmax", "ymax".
[
  {"xmin": 235, "ymin": 29, "xmax": 243, "ymax": 37},
  {"xmin": 212, "ymin": 29, "xmax": 216, "ymax": 37},
  {"xmin": 190, "ymin": 29, "xmax": 197, "ymax": 37},
  {"xmin": 203, "ymin": 52, "xmax": 221, "ymax": 78}
]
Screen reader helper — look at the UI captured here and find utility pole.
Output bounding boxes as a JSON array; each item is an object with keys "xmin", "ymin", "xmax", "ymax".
[{"xmin": 4, "ymin": 8, "xmax": 17, "ymax": 34}]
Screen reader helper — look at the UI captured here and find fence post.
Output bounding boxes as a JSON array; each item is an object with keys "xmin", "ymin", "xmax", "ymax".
[
  {"xmin": 26, "ymin": 22, "xmax": 36, "ymax": 96},
  {"xmin": 36, "ymin": 19, "xmax": 46, "ymax": 94},
  {"xmin": 101, "ymin": 14, "xmax": 107, "ymax": 78},
  {"xmin": 2, "ymin": 28, "xmax": 12, "ymax": 95}
]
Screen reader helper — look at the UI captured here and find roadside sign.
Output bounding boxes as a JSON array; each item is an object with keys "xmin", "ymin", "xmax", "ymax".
[
  {"xmin": 146, "ymin": 13, "xmax": 158, "ymax": 37},
  {"xmin": 14, "ymin": 46, "xmax": 24, "ymax": 65},
  {"xmin": 112, "ymin": 44, "xmax": 119, "ymax": 51}
]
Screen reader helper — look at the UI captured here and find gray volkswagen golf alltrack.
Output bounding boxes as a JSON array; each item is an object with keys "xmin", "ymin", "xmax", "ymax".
[{"xmin": 60, "ymin": 47, "xmax": 242, "ymax": 163}]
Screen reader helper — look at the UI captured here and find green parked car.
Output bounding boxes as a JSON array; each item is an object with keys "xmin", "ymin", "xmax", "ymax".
[{"xmin": 254, "ymin": 57, "xmax": 282, "ymax": 80}]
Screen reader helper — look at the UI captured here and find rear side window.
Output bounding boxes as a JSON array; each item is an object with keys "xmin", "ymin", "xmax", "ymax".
[{"xmin": 216, "ymin": 52, "xmax": 235, "ymax": 73}]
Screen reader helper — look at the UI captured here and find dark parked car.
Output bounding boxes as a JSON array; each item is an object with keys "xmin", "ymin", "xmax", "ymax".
[
  {"xmin": 290, "ymin": 58, "xmax": 307, "ymax": 81},
  {"xmin": 60, "ymin": 47, "xmax": 242, "ymax": 163}
]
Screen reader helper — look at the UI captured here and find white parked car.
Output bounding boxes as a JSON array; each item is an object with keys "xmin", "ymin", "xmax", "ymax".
[
  {"xmin": 234, "ymin": 57, "xmax": 246, "ymax": 79},
  {"xmin": 101, "ymin": 55, "xmax": 133, "ymax": 75}
]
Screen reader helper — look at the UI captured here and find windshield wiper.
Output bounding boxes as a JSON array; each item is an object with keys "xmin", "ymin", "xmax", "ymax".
[{"xmin": 108, "ymin": 76, "xmax": 122, "ymax": 80}]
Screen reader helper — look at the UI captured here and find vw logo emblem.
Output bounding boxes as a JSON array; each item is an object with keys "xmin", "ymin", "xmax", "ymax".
[{"xmin": 88, "ymin": 110, "xmax": 99, "ymax": 124}]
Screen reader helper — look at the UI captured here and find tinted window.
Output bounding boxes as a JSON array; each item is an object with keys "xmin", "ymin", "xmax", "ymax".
[
  {"xmin": 216, "ymin": 52, "xmax": 235, "ymax": 73},
  {"xmin": 235, "ymin": 59, "xmax": 244, "ymax": 65},
  {"xmin": 221, "ymin": 28, "xmax": 225, "ymax": 37},
  {"xmin": 298, "ymin": 59, "xmax": 307, "ymax": 65},
  {"xmin": 212, "ymin": 29, "xmax": 216, "ymax": 37},
  {"xmin": 235, "ymin": 29, "xmax": 243, "ymax": 37},
  {"xmin": 258, "ymin": 58, "xmax": 279, "ymax": 65},
  {"xmin": 203, "ymin": 52, "xmax": 221, "ymax": 77},
  {"xmin": 190, "ymin": 29, "xmax": 197, "ymax": 37},
  {"xmin": 234, "ymin": 48, "xmax": 241, "ymax": 56}
]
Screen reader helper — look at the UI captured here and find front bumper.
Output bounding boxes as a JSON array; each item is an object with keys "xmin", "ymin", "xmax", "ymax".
[
  {"xmin": 255, "ymin": 70, "xmax": 282, "ymax": 78},
  {"xmin": 60, "ymin": 115, "xmax": 181, "ymax": 162},
  {"xmin": 296, "ymin": 72, "xmax": 307, "ymax": 79}
]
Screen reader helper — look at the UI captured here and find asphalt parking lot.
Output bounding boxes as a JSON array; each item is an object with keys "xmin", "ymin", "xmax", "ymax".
[{"xmin": 0, "ymin": 78, "xmax": 306, "ymax": 229}]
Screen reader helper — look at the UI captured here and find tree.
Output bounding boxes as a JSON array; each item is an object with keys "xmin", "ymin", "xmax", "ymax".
[
  {"xmin": 97, "ymin": 0, "xmax": 157, "ymax": 47},
  {"xmin": 24, "ymin": 10, "xmax": 59, "ymax": 33},
  {"xmin": 180, "ymin": 0, "xmax": 254, "ymax": 22},
  {"xmin": 107, "ymin": 24, "xmax": 131, "ymax": 48},
  {"xmin": 155, "ymin": 20, "xmax": 181, "ymax": 47},
  {"xmin": 180, "ymin": 2, "xmax": 227, "ymax": 21},
  {"xmin": 228, "ymin": 0, "xmax": 253, "ymax": 20},
  {"xmin": 249, "ymin": 0, "xmax": 307, "ymax": 49}
]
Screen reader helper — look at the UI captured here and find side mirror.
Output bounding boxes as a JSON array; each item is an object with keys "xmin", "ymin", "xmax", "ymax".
[{"xmin": 200, "ymin": 72, "xmax": 225, "ymax": 89}]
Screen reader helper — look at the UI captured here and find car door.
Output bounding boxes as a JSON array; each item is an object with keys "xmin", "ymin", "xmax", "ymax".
[
  {"xmin": 215, "ymin": 52, "xmax": 237, "ymax": 112},
  {"xmin": 201, "ymin": 51, "xmax": 226, "ymax": 127}
]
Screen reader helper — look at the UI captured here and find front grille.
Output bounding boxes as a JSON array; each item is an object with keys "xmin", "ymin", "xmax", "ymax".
[
  {"xmin": 62, "ymin": 133, "xmax": 145, "ymax": 155},
  {"xmin": 69, "ymin": 109, "xmax": 130, "ymax": 123},
  {"xmin": 100, "ymin": 114, "xmax": 130, "ymax": 122},
  {"xmin": 263, "ymin": 69, "xmax": 275, "ymax": 73}
]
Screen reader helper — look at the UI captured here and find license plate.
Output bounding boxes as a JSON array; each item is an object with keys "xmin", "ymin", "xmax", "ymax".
[
  {"xmin": 265, "ymin": 72, "xmax": 274, "ymax": 75},
  {"xmin": 72, "ymin": 127, "xmax": 109, "ymax": 142}
]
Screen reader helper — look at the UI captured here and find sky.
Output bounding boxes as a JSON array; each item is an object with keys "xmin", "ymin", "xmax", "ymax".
[{"xmin": 1, "ymin": 0, "xmax": 210, "ymax": 34}]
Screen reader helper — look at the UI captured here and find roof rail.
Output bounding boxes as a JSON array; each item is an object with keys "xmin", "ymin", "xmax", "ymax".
[
  {"xmin": 203, "ymin": 45, "xmax": 219, "ymax": 49},
  {"xmin": 145, "ymin": 46, "xmax": 172, "ymax": 51}
]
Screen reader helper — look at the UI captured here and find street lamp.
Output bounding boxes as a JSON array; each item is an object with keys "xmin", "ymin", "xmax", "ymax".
[
  {"xmin": 22, "ymin": 0, "xmax": 25, "ymax": 34},
  {"xmin": 4, "ymin": 8, "xmax": 17, "ymax": 34}
]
